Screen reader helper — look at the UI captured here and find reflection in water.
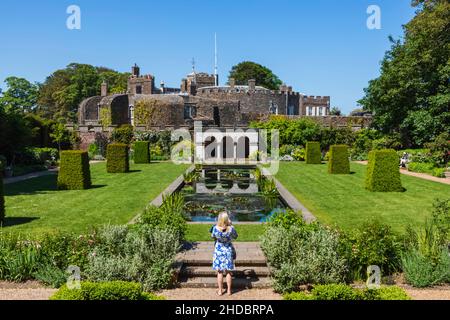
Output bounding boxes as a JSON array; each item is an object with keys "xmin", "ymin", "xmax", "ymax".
[{"xmin": 181, "ymin": 167, "xmax": 287, "ymax": 222}]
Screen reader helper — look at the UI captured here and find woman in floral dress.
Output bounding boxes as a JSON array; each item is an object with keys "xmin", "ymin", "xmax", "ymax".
[{"xmin": 211, "ymin": 211, "xmax": 238, "ymax": 296}]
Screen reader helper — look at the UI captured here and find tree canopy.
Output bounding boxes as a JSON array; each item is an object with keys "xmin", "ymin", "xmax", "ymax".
[
  {"xmin": 0, "ymin": 77, "xmax": 39, "ymax": 114},
  {"xmin": 359, "ymin": 0, "xmax": 450, "ymax": 147},
  {"xmin": 37, "ymin": 63, "xmax": 129, "ymax": 122},
  {"xmin": 227, "ymin": 61, "xmax": 283, "ymax": 90}
]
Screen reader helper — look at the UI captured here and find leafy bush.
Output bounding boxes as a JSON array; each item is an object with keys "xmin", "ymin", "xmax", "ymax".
[
  {"xmin": 266, "ymin": 209, "xmax": 305, "ymax": 230},
  {"xmin": 305, "ymin": 142, "xmax": 321, "ymax": 164},
  {"xmin": 425, "ymin": 132, "xmax": 450, "ymax": 167},
  {"xmin": 133, "ymin": 141, "xmax": 150, "ymax": 164},
  {"xmin": 23, "ymin": 147, "xmax": 59, "ymax": 166},
  {"xmin": 292, "ymin": 147, "xmax": 306, "ymax": 161},
  {"xmin": 57, "ymin": 151, "xmax": 91, "ymax": 190},
  {"xmin": 34, "ymin": 263, "xmax": 67, "ymax": 288},
  {"xmin": 261, "ymin": 224, "xmax": 347, "ymax": 293},
  {"xmin": 86, "ymin": 225, "xmax": 180, "ymax": 291},
  {"xmin": 311, "ymin": 284, "xmax": 362, "ymax": 300},
  {"xmin": 88, "ymin": 143, "xmax": 100, "ymax": 160},
  {"xmin": 50, "ymin": 281, "xmax": 164, "ymax": 300},
  {"xmin": 279, "ymin": 145, "xmax": 296, "ymax": 157},
  {"xmin": 0, "ymin": 174, "xmax": 4, "ymax": 224},
  {"xmin": 106, "ymin": 143, "xmax": 129, "ymax": 173},
  {"xmin": 283, "ymin": 285, "xmax": 410, "ymax": 300},
  {"xmin": 0, "ymin": 236, "xmax": 40, "ymax": 281},
  {"xmin": 140, "ymin": 205, "xmax": 187, "ymax": 243},
  {"xmin": 111, "ymin": 125, "xmax": 134, "ymax": 145},
  {"xmin": 328, "ymin": 145, "xmax": 350, "ymax": 174},
  {"xmin": 401, "ymin": 248, "xmax": 450, "ymax": 287},
  {"xmin": 340, "ymin": 220, "xmax": 401, "ymax": 281},
  {"xmin": 365, "ymin": 149, "xmax": 403, "ymax": 192},
  {"xmin": 432, "ymin": 168, "xmax": 446, "ymax": 178},
  {"xmin": 401, "ymin": 201, "xmax": 450, "ymax": 287}
]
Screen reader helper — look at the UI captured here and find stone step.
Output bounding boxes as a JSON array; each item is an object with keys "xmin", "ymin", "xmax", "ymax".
[
  {"xmin": 178, "ymin": 276, "xmax": 272, "ymax": 289},
  {"xmin": 180, "ymin": 266, "xmax": 271, "ymax": 278},
  {"xmin": 181, "ymin": 258, "xmax": 267, "ymax": 267}
]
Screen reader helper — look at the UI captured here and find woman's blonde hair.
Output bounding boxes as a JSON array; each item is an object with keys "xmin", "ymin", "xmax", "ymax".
[{"xmin": 217, "ymin": 211, "xmax": 231, "ymax": 229}]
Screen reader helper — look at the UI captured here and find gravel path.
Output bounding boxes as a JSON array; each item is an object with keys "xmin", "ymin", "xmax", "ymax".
[
  {"xmin": 159, "ymin": 288, "xmax": 282, "ymax": 300},
  {"xmin": 1, "ymin": 281, "xmax": 448, "ymax": 300},
  {"xmin": 353, "ymin": 161, "xmax": 450, "ymax": 185}
]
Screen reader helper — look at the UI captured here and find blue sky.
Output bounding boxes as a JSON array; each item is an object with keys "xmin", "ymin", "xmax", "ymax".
[{"xmin": 0, "ymin": 0, "xmax": 416, "ymax": 114}]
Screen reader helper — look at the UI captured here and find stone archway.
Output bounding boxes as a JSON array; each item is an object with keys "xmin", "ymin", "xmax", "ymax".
[
  {"xmin": 222, "ymin": 136, "xmax": 234, "ymax": 159},
  {"xmin": 237, "ymin": 136, "xmax": 250, "ymax": 159}
]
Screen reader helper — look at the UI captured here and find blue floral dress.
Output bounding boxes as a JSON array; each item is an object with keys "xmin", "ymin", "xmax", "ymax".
[{"xmin": 212, "ymin": 226, "xmax": 238, "ymax": 272}]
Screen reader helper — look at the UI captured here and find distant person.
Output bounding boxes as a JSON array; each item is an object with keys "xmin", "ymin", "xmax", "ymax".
[{"xmin": 211, "ymin": 211, "xmax": 238, "ymax": 296}]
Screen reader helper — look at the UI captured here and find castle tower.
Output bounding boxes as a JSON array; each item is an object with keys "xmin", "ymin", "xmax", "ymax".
[{"xmin": 101, "ymin": 81, "xmax": 108, "ymax": 97}]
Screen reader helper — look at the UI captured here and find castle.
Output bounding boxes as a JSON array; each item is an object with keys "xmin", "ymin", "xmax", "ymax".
[{"xmin": 77, "ymin": 64, "xmax": 331, "ymax": 139}]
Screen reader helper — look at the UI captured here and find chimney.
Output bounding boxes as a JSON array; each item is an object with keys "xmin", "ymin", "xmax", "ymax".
[
  {"xmin": 279, "ymin": 84, "xmax": 287, "ymax": 93},
  {"xmin": 288, "ymin": 86, "xmax": 293, "ymax": 93},
  {"xmin": 160, "ymin": 81, "xmax": 165, "ymax": 93},
  {"xmin": 248, "ymin": 79, "xmax": 256, "ymax": 91},
  {"xmin": 229, "ymin": 78, "xmax": 236, "ymax": 89},
  {"xmin": 101, "ymin": 81, "xmax": 108, "ymax": 97},
  {"xmin": 131, "ymin": 63, "xmax": 140, "ymax": 77}
]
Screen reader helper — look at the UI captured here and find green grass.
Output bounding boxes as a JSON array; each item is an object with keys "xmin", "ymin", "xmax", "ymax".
[
  {"xmin": 186, "ymin": 224, "xmax": 265, "ymax": 242},
  {"xmin": 2, "ymin": 162, "xmax": 188, "ymax": 236},
  {"xmin": 276, "ymin": 162, "xmax": 450, "ymax": 233}
]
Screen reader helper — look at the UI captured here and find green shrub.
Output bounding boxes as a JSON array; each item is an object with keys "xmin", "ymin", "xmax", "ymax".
[
  {"xmin": 279, "ymin": 145, "xmax": 296, "ymax": 157},
  {"xmin": 0, "ymin": 174, "xmax": 4, "ymax": 224},
  {"xmin": 133, "ymin": 141, "xmax": 150, "ymax": 164},
  {"xmin": 0, "ymin": 237, "xmax": 40, "ymax": 281},
  {"xmin": 432, "ymin": 168, "xmax": 446, "ymax": 178},
  {"xmin": 328, "ymin": 145, "xmax": 350, "ymax": 174},
  {"xmin": 292, "ymin": 147, "xmax": 306, "ymax": 161},
  {"xmin": 33, "ymin": 263, "xmax": 67, "ymax": 288},
  {"xmin": 363, "ymin": 286, "xmax": 410, "ymax": 300},
  {"xmin": 261, "ymin": 224, "xmax": 347, "ymax": 293},
  {"xmin": 57, "ymin": 151, "xmax": 91, "ymax": 190},
  {"xmin": 106, "ymin": 143, "xmax": 129, "ymax": 173},
  {"xmin": 365, "ymin": 149, "xmax": 403, "ymax": 192},
  {"xmin": 50, "ymin": 281, "xmax": 164, "ymax": 300},
  {"xmin": 111, "ymin": 125, "xmax": 134, "ymax": 145},
  {"xmin": 340, "ymin": 220, "xmax": 401, "ymax": 281},
  {"xmin": 140, "ymin": 193, "xmax": 186, "ymax": 242},
  {"xmin": 305, "ymin": 142, "xmax": 321, "ymax": 164},
  {"xmin": 266, "ymin": 209, "xmax": 306, "ymax": 230},
  {"xmin": 283, "ymin": 285, "xmax": 410, "ymax": 300},
  {"xmin": 283, "ymin": 291, "xmax": 314, "ymax": 300},
  {"xmin": 86, "ymin": 225, "xmax": 180, "ymax": 291},
  {"xmin": 401, "ymin": 248, "xmax": 450, "ymax": 287},
  {"xmin": 312, "ymin": 284, "xmax": 362, "ymax": 300}
]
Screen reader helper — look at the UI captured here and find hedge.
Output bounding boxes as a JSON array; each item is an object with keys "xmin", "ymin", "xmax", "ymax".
[
  {"xmin": 365, "ymin": 149, "xmax": 403, "ymax": 192},
  {"xmin": 50, "ymin": 281, "xmax": 165, "ymax": 300},
  {"xmin": 283, "ymin": 284, "xmax": 410, "ymax": 300},
  {"xmin": 328, "ymin": 145, "xmax": 350, "ymax": 174},
  {"xmin": 57, "ymin": 151, "xmax": 91, "ymax": 190},
  {"xmin": 0, "ymin": 173, "xmax": 4, "ymax": 224},
  {"xmin": 107, "ymin": 143, "xmax": 129, "ymax": 173},
  {"xmin": 306, "ymin": 142, "xmax": 321, "ymax": 164},
  {"xmin": 133, "ymin": 141, "xmax": 150, "ymax": 164}
]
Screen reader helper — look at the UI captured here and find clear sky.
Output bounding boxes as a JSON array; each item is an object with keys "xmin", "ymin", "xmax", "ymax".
[{"xmin": 0, "ymin": 0, "xmax": 416, "ymax": 114}]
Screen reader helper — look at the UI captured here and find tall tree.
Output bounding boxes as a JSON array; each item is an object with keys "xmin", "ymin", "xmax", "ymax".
[
  {"xmin": 359, "ymin": 0, "xmax": 450, "ymax": 147},
  {"xmin": 37, "ymin": 63, "xmax": 129, "ymax": 122},
  {"xmin": 0, "ymin": 77, "xmax": 39, "ymax": 113},
  {"xmin": 228, "ymin": 61, "xmax": 283, "ymax": 90}
]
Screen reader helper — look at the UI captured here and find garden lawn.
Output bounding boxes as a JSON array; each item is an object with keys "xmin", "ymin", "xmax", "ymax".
[
  {"xmin": 276, "ymin": 162, "xmax": 450, "ymax": 233},
  {"xmin": 186, "ymin": 224, "xmax": 265, "ymax": 242},
  {"xmin": 2, "ymin": 162, "xmax": 188, "ymax": 236}
]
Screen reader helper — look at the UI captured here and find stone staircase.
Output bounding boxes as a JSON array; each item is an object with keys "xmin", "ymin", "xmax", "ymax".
[{"xmin": 176, "ymin": 242, "xmax": 272, "ymax": 289}]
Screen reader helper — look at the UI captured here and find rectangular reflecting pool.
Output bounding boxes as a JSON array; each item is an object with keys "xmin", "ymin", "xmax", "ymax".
[{"xmin": 181, "ymin": 166, "xmax": 288, "ymax": 222}]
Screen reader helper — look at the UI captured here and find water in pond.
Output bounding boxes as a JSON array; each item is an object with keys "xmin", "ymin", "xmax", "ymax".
[{"xmin": 181, "ymin": 167, "xmax": 287, "ymax": 222}]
